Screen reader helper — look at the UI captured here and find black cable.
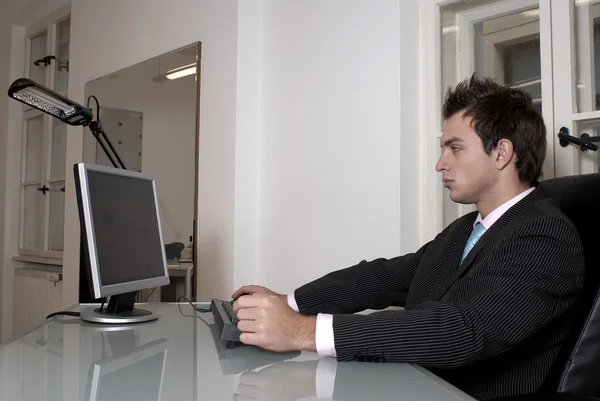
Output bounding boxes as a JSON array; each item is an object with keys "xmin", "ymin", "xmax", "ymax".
[
  {"xmin": 100, "ymin": 299, "xmax": 105, "ymax": 312},
  {"xmin": 85, "ymin": 95, "xmax": 127, "ymax": 169},
  {"xmin": 177, "ymin": 296, "xmax": 211, "ymax": 327},
  {"xmin": 177, "ymin": 296, "xmax": 210, "ymax": 312},
  {"xmin": 46, "ymin": 311, "xmax": 81, "ymax": 319},
  {"xmin": 144, "ymin": 287, "xmax": 157, "ymax": 302},
  {"xmin": 87, "ymin": 95, "xmax": 100, "ymax": 120}
]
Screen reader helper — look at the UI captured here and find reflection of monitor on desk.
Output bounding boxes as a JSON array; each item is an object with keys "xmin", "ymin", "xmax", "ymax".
[
  {"xmin": 86, "ymin": 338, "xmax": 168, "ymax": 401},
  {"xmin": 74, "ymin": 163, "xmax": 170, "ymax": 324},
  {"xmin": 208, "ymin": 323, "xmax": 300, "ymax": 375}
]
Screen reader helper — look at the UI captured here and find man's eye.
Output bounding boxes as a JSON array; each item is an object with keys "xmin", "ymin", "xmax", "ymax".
[{"xmin": 451, "ymin": 146, "xmax": 460, "ymax": 152}]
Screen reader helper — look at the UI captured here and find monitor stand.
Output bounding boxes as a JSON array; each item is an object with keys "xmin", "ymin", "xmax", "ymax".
[{"xmin": 80, "ymin": 292, "xmax": 157, "ymax": 324}]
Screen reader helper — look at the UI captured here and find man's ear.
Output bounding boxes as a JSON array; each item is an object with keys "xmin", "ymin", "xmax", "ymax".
[{"xmin": 495, "ymin": 139, "xmax": 515, "ymax": 170}]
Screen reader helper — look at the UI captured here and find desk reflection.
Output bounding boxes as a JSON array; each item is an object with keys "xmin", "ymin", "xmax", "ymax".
[
  {"xmin": 234, "ymin": 360, "xmax": 471, "ymax": 401},
  {"xmin": 207, "ymin": 322, "xmax": 300, "ymax": 376},
  {"xmin": 82, "ymin": 326, "xmax": 168, "ymax": 401}
]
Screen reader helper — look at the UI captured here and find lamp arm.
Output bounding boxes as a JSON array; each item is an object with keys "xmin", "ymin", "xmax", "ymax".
[{"xmin": 88, "ymin": 120, "xmax": 127, "ymax": 170}]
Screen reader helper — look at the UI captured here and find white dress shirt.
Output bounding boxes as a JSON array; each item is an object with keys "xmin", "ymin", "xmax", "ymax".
[{"xmin": 287, "ymin": 186, "xmax": 535, "ymax": 358}]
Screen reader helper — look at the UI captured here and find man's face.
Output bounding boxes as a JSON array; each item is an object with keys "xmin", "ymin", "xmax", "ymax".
[{"xmin": 435, "ymin": 112, "xmax": 497, "ymax": 205}]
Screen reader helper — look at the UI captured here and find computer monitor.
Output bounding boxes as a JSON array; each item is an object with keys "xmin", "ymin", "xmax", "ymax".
[{"xmin": 74, "ymin": 162, "xmax": 170, "ymax": 324}]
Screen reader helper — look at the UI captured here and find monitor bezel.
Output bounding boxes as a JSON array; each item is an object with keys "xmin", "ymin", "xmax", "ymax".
[{"xmin": 75, "ymin": 162, "xmax": 170, "ymax": 299}]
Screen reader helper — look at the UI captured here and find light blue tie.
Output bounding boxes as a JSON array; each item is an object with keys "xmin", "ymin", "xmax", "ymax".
[{"xmin": 461, "ymin": 223, "xmax": 486, "ymax": 263}]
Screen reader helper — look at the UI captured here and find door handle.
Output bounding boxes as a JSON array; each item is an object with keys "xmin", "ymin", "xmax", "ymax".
[
  {"xmin": 33, "ymin": 55, "xmax": 55, "ymax": 67},
  {"xmin": 37, "ymin": 185, "xmax": 49, "ymax": 195},
  {"xmin": 557, "ymin": 126, "xmax": 599, "ymax": 152}
]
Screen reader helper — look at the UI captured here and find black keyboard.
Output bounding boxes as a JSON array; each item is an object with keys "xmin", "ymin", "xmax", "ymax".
[{"xmin": 211, "ymin": 299, "xmax": 242, "ymax": 342}]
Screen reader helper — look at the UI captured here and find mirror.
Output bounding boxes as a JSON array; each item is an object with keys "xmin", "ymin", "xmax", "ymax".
[{"xmin": 83, "ymin": 42, "xmax": 201, "ymax": 301}]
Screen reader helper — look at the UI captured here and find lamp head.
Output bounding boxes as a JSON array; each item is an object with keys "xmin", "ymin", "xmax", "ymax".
[{"xmin": 7, "ymin": 78, "xmax": 93, "ymax": 126}]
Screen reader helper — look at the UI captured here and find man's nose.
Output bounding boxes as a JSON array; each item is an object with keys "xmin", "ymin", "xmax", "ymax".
[{"xmin": 435, "ymin": 153, "xmax": 447, "ymax": 172}]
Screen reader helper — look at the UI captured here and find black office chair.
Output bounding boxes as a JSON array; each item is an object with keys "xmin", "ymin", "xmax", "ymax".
[{"xmin": 496, "ymin": 173, "xmax": 600, "ymax": 401}]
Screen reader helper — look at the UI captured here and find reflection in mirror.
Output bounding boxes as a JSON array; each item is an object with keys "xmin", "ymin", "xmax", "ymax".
[{"xmin": 83, "ymin": 43, "xmax": 200, "ymax": 301}]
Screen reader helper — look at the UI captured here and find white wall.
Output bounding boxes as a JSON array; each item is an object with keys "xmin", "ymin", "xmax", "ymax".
[
  {"xmin": 254, "ymin": 0, "xmax": 420, "ymax": 293},
  {"xmin": 84, "ymin": 57, "xmax": 197, "ymax": 246},
  {"xmin": 398, "ymin": 0, "xmax": 422, "ymax": 255},
  {"xmin": 232, "ymin": 1, "xmax": 262, "ymax": 291}
]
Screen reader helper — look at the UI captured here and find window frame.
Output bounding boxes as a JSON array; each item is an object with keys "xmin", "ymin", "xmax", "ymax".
[{"xmin": 17, "ymin": 8, "xmax": 71, "ymax": 264}]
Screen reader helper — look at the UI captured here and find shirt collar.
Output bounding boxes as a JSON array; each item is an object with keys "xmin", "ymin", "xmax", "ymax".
[{"xmin": 474, "ymin": 187, "xmax": 535, "ymax": 229}]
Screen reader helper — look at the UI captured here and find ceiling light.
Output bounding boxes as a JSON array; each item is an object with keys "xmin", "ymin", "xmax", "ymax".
[
  {"xmin": 165, "ymin": 63, "xmax": 196, "ymax": 80},
  {"xmin": 521, "ymin": 9, "xmax": 540, "ymax": 17},
  {"xmin": 511, "ymin": 78, "xmax": 541, "ymax": 89},
  {"xmin": 442, "ymin": 25, "xmax": 458, "ymax": 34}
]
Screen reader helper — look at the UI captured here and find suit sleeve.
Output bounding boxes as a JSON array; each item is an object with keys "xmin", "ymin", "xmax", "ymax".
[
  {"xmin": 330, "ymin": 217, "xmax": 585, "ymax": 369},
  {"xmin": 294, "ymin": 239, "xmax": 434, "ymax": 315}
]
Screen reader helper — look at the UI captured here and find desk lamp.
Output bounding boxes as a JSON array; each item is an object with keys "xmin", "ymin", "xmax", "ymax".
[{"xmin": 8, "ymin": 78, "xmax": 126, "ymax": 169}]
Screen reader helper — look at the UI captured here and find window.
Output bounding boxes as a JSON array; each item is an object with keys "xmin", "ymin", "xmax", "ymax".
[
  {"xmin": 19, "ymin": 15, "xmax": 70, "ymax": 262},
  {"xmin": 435, "ymin": 0, "xmax": 547, "ymax": 227},
  {"xmin": 424, "ymin": 0, "xmax": 600, "ymax": 234}
]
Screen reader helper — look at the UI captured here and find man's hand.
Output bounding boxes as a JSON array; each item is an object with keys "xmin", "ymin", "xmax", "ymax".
[
  {"xmin": 232, "ymin": 285, "xmax": 287, "ymax": 304},
  {"xmin": 232, "ymin": 293, "xmax": 317, "ymax": 352},
  {"xmin": 234, "ymin": 361, "xmax": 319, "ymax": 401}
]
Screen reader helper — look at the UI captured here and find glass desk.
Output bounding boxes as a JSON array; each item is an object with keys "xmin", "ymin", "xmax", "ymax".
[{"xmin": 0, "ymin": 303, "xmax": 477, "ymax": 401}]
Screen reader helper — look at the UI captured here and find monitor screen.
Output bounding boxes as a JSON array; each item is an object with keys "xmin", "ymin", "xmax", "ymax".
[{"xmin": 76, "ymin": 163, "xmax": 169, "ymax": 298}]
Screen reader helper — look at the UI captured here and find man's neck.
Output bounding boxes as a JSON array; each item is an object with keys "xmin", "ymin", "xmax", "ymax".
[{"xmin": 477, "ymin": 184, "xmax": 531, "ymax": 219}]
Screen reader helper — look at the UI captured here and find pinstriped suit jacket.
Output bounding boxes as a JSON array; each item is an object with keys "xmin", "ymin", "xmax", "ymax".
[{"xmin": 294, "ymin": 189, "xmax": 586, "ymax": 400}]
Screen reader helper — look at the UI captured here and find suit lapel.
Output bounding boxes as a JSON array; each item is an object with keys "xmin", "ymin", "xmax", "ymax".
[
  {"xmin": 427, "ymin": 216, "xmax": 475, "ymax": 300},
  {"xmin": 431, "ymin": 188, "xmax": 544, "ymax": 300}
]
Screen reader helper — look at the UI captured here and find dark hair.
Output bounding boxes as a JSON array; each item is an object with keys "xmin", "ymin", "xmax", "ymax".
[{"xmin": 442, "ymin": 74, "xmax": 546, "ymax": 186}]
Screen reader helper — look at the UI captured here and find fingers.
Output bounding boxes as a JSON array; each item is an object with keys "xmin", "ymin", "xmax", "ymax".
[
  {"xmin": 231, "ymin": 286, "xmax": 252, "ymax": 299},
  {"xmin": 235, "ymin": 307, "xmax": 250, "ymax": 320},
  {"xmin": 232, "ymin": 285, "xmax": 263, "ymax": 299},
  {"xmin": 240, "ymin": 332, "xmax": 260, "ymax": 347},
  {"xmin": 233, "ymin": 293, "xmax": 267, "ymax": 312},
  {"xmin": 237, "ymin": 319, "xmax": 260, "ymax": 333}
]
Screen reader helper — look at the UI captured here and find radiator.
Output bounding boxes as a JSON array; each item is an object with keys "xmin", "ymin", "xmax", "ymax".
[{"xmin": 13, "ymin": 268, "xmax": 63, "ymax": 336}]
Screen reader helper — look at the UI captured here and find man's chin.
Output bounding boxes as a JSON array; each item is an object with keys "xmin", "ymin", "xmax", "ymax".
[{"xmin": 449, "ymin": 192, "xmax": 472, "ymax": 204}]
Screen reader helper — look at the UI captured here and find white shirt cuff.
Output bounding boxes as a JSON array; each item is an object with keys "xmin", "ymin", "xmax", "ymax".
[
  {"xmin": 316, "ymin": 313, "xmax": 337, "ymax": 357},
  {"xmin": 315, "ymin": 357, "xmax": 338, "ymax": 399},
  {"xmin": 287, "ymin": 293, "xmax": 299, "ymax": 312}
]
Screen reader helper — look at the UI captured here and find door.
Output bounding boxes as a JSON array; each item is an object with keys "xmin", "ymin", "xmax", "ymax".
[
  {"xmin": 552, "ymin": 0, "xmax": 600, "ymax": 178},
  {"xmin": 428, "ymin": 0, "xmax": 597, "ymax": 228}
]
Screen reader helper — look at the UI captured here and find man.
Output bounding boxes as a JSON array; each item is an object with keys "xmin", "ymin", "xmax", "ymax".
[{"xmin": 231, "ymin": 75, "xmax": 586, "ymax": 400}]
